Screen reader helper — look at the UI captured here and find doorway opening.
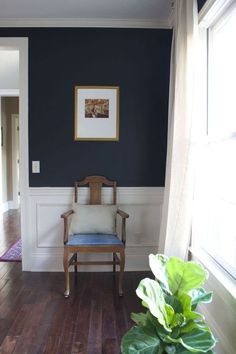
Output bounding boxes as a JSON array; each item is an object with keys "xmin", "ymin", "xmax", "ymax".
[
  {"xmin": 0, "ymin": 38, "xmax": 28, "ymax": 268},
  {"xmin": 0, "ymin": 48, "xmax": 21, "ymax": 260},
  {"xmin": 1, "ymin": 98, "xmax": 20, "ymax": 211}
]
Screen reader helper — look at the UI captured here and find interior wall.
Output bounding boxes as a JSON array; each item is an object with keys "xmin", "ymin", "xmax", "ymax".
[
  {"xmin": 0, "ymin": 29, "xmax": 172, "ymax": 272},
  {"xmin": 0, "ymin": 97, "xmax": 19, "ymax": 204},
  {"xmin": 1, "ymin": 98, "xmax": 7, "ymax": 203},
  {"xmin": 0, "ymin": 28, "xmax": 172, "ymax": 187},
  {"xmin": 0, "ymin": 50, "xmax": 19, "ymax": 90}
]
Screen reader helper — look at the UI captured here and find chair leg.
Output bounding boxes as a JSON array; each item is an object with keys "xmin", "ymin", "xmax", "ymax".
[
  {"xmin": 63, "ymin": 247, "xmax": 70, "ymax": 298},
  {"xmin": 113, "ymin": 252, "xmax": 116, "ymax": 273},
  {"xmin": 74, "ymin": 253, "xmax": 78, "ymax": 274},
  {"xmin": 118, "ymin": 248, "xmax": 125, "ymax": 297}
]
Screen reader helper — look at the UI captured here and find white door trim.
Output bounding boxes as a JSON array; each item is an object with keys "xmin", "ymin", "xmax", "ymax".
[
  {"xmin": 11, "ymin": 114, "xmax": 19, "ymax": 209},
  {"xmin": 0, "ymin": 37, "xmax": 29, "ymax": 269},
  {"xmin": 0, "ymin": 97, "xmax": 2, "ymax": 213}
]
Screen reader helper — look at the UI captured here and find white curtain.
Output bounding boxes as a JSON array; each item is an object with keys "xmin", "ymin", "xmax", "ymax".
[{"xmin": 158, "ymin": 0, "xmax": 198, "ymax": 259}]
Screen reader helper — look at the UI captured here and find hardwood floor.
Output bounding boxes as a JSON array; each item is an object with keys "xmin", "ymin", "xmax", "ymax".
[
  {"xmin": 0, "ymin": 210, "xmax": 150, "ymax": 354},
  {"xmin": 0, "ymin": 210, "xmax": 20, "ymax": 255}
]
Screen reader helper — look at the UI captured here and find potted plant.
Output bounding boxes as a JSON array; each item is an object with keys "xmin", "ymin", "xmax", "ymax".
[{"xmin": 121, "ymin": 254, "xmax": 217, "ymax": 353}]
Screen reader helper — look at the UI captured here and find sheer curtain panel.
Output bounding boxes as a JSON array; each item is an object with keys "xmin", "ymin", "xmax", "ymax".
[{"xmin": 158, "ymin": 0, "xmax": 198, "ymax": 259}]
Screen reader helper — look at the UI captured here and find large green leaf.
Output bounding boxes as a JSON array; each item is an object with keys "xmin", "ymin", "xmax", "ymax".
[
  {"xmin": 165, "ymin": 345, "xmax": 177, "ymax": 353},
  {"xmin": 180, "ymin": 329, "xmax": 216, "ymax": 352},
  {"xmin": 165, "ymin": 304, "xmax": 175, "ymax": 326},
  {"xmin": 136, "ymin": 278, "xmax": 171, "ymax": 332},
  {"xmin": 174, "ymin": 347, "xmax": 191, "ymax": 354},
  {"xmin": 147, "ymin": 312, "xmax": 170, "ymax": 341},
  {"xmin": 164, "ymin": 328, "xmax": 217, "ymax": 353},
  {"xmin": 171, "ymin": 313, "xmax": 186, "ymax": 328},
  {"xmin": 121, "ymin": 326, "xmax": 161, "ymax": 354},
  {"xmin": 189, "ymin": 288, "xmax": 213, "ymax": 310},
  {"xmin": 131, "ymin": 312, "xmax": 147, "ymax": 326},
  {"xmin": 175, "ymin": 345, "xmax": 215, "ymax": 354},
  {"xmin": 165, "ymin": 294, "xmax": 183, "ymax": 314},
  {"xmin": 149, "ymin": 254, "xmax": 170, "ymax": 293},
  {"xmin": 180, "ymin": 320, "xmax": 210, "ymax": 335},
  {"xmin": 179, "ymin": 294, "xmax": 204, "ymax": 321},
  {"xmin": 166, "ymin": 258, "xmax": 208, "ymax": 296}
]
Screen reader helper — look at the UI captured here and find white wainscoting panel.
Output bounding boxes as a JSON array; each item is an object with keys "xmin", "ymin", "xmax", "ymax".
[{"xmin": 24, "ymin": 187, "xmax": 164, "ymax": 271}]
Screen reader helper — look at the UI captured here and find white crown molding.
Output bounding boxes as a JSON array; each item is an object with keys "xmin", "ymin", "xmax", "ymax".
[
  {"xmin": 199, "ymin": 0, "xmax": 235, "ymax": 27},
  {"xmin": 0, "ymin": 17, "xmax": 172, "ymax": 29},
  {"xmin": 168, "ymin": 12, "xmax": 174, "ymax": 29},
  {"xmin": 168, "ymin": 1, "xmax": 175, "ymax": 28}
]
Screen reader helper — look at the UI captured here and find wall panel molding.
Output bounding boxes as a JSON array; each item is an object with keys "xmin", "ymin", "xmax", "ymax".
[
  {"xmin": 28, "ymin": 186, "xmax": 164, "ymax": 204},
  {"xmin": 24, "ymin": 186, "xmax": 164, "ymax": 271}
]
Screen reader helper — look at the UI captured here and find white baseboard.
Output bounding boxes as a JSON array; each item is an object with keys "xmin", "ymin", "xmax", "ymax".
[
  {"xmin": 0, "ymin": 200, "xmax": 16, "ymax": 213},
  {"xmin": 1, "ymin": 201, "xmax": 9, "ymax": 213},
  {"xmin": 23, "ymin": 187, "xmax": 164, "ymax": 272},
  {"xmin": 8, "ymin": 201, "xmax": 18, "ymax": 210}
]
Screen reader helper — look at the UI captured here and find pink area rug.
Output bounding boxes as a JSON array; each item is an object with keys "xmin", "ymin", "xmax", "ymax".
[{"xmin": 0, "ymin": 239, "xmax": 22, "ymax": 262}]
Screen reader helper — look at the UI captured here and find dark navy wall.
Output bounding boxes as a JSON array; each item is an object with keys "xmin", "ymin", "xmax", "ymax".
[
  {"xmin": 198, "ymin": 0, "xmax": 207, "ymax": 11},
  {"xmin": 0, "ymin": 28, "xmax": 172, "ymax": 187}
]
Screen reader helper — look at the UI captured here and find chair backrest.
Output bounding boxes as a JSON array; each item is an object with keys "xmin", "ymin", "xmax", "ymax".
[{"xmin": 74, "ymin": 176, "xmax": 117, "ymax": 205}]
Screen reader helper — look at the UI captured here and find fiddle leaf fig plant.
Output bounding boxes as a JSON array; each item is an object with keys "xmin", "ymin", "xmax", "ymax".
[{"xmin": 121, "ymin": 254, "xmax": 217, "ymax": 354}]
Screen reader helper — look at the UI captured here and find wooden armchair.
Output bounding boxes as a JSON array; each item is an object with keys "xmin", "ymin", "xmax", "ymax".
[{"xmin": 61, "ymin": 176, "xmax": 129, "ymax": 298}]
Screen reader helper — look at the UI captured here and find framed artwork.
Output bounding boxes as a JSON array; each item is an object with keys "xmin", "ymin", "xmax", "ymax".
[{"xmin": 74, "ymin": 86, "xmax": 119, "ymax": 141}]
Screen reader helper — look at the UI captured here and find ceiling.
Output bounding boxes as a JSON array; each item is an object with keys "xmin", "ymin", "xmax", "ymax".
[{"xmin": 0, "ymin": 0, "xmax": 172, "ymax": 28}]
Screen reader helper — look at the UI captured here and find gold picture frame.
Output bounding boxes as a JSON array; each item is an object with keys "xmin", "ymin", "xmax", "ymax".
[{"xmin": 74, "ymin": 86, "xmax": 119, "ymax": 141}]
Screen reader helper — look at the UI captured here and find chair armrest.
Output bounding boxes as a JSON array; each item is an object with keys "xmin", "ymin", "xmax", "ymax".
[
  {"xmin": 117, "ymin": 209, "xmax": 129, "ymax": 219},
  {"xmin": 61, "ymin": 209, "xmax": 74, "ymax": 244},
  {"xmin": 61, "ymin": 209, "xmax": 74, "ymax": 219},
  {"xmin": 117, "ymin": 209, "xmax": 129, "ymax": 245}
]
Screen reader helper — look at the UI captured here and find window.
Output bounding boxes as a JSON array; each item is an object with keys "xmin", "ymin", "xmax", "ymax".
[
  {"xmin": 208, "ymin": 5, "xmax": 236, "ymax": 137},
  {"xmin": 193, "ymin": 3, "xmax": 236, "ymax": 280}
]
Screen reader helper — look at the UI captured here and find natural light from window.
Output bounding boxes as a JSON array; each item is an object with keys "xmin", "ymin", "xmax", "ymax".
[
  {"xmin": 194, "ymin": 4, "xmax": 236, "ymax": 280},
  {"xmin": 208, "ymin": 6, "xmax": 236, "ymax": 137}
]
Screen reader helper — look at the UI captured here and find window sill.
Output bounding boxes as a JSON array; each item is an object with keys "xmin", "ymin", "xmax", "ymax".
[{"xmin": 189, "ymin": 247, "xmax": 236, "ymax": 300}]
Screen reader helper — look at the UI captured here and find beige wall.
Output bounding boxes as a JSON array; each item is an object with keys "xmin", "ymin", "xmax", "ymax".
[
  {"xmin": 1, "ymin": 98, "xmax": 7, "ymax": 202},
  {"xmin": 1, "ymin": 96, "xmax": 19, "ymax": 203}
]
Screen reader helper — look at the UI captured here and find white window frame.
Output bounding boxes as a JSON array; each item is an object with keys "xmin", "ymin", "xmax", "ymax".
[
  {"xmin": 204, "ymin": 2, "xmax": 236, "ymax": 279},
  {"xmin": 191, "ymin": 0, "xmax": 236, "ymax": 297}
]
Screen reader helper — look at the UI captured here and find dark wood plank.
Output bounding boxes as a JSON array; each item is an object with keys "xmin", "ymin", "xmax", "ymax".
[
  {"xmin": 0, "ymin": 210, "xmax": 150, "ymax": 354},
  {"xmin": 0, "ymin": 335, "xmax": 19, "ymax": 354},
  {"xmin": 0, "ymin": 265, "xmax": 148, "ymax": 353},
  {"xmin": 0, "ymin": 210, "xmax": 20, "ymax": 254}
]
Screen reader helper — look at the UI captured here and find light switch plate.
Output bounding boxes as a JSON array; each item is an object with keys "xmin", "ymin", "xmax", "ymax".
[{"xmin": 32, "ymin": 161, "xmax": 40, "ymax": 173}]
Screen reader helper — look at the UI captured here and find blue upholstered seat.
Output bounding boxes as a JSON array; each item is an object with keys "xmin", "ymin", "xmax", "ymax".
[{"xmin": 66, "ymin": 233, "xmax": 123, "ymax": 246}]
